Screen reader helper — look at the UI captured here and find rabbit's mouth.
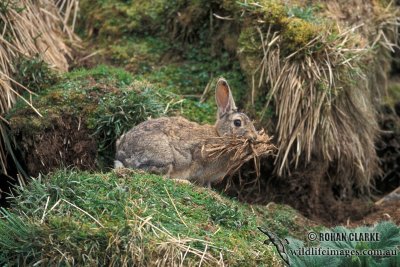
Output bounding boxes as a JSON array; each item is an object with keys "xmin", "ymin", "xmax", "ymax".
[{"xmin": 244, "ymin": 132, "xmax": 258, "ymax": 142}]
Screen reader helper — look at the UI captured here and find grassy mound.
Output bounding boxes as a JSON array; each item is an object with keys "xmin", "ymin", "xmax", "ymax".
[
  {"xmin": 0, "ymin": 169, "xmax": 317, "ymax": 266},
  {"xmin": 7, "ymin": 65, "xmax": 180, "ymax": 175}
]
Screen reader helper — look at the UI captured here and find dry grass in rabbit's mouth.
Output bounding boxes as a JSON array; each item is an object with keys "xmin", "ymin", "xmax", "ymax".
[{"xmin": 202, "ymin": 130, "xmax": 276, "ymax": 178}]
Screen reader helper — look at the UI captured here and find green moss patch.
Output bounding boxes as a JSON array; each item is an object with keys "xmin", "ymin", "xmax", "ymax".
[
  {"xmin": 0, "ymin": 169, "xmax": 317, "ymax": 266},
  {"xmin": 78, "ymin": 0, "xmax": 173, "ymax": 37},
  {"xmin": 14, "ymin": 56, "xmax": 59, "ymax": 93},
  {"xmin": 386, "ymin": 82, "xmax": 400, "ymax": 108},
  {"xmin": 85, "ymin": 36, "xmax": 247, "ymax": 104}
]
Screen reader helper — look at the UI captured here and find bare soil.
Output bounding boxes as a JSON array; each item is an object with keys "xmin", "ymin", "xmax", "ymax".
[
  {"xmin": 14, "ymin": 114, "xmax": 97, "ymax": 177},
  {"xmin": 349, "ymin": 201, "xmax": 400, "ymax": 227}
]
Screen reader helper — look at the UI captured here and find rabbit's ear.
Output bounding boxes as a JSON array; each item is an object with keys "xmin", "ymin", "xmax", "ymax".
[{"xmin": 215, "ymin": 78, "xmax": 237, "ymax": 118}]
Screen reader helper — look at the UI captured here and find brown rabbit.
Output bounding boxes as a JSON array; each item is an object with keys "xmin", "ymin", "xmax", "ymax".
[{"xmin": 115, "ymin": 78, "xmax": 257, "ymax": 186}]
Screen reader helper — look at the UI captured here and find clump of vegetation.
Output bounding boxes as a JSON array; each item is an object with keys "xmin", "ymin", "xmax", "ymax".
[
  {"xmin": 14, "ymin": 56, "xmax": 59, "ymax": 93},
  {"xmin": 140, "ymin": 49, "xmax": 247, "ymax": 96},
  {"xmin": 78, "ymin": 0, "xmax": 171, "ymax": 37},
  {"xmin": 78, "ymin": 0, "xmax": 237, "ymax": 45},
  {"xmin": 0, "ymin": 169, "xmax": 317, "ymax": 266},
  {"xmin": 181, "ymin": 100, "xmax": 217, "ymax": 125},
  {"xmin": 90, "ymin": 80, "xmax": 175, "ymax": 155},
  {"xmin": 90, "ymin": 36, "xmax": 170, "ymax": 74}
]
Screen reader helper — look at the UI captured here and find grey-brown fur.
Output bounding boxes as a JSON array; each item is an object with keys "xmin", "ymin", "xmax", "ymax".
[{"xmin": 115, "ymin": 78, "xmax": 257, "ymax": 185}]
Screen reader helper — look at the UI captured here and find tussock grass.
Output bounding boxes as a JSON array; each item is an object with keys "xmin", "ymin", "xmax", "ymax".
[
  {"xmin": 0, "ymin": 169, "xmax": 311, "ymax": 266},
  {"xmin": 237, "ymin": 0, "xmax": 399, "ymax": 190},
  {"xmin": 257, "ymin": 23, "xmax": 378, "ymax": 188},
  {"xmin": 325, "ymin": 0, "xmax": 400, "ymax": 101},
  {"xmin": 0, "ymin": 0, "xmax": 78, "ymax": 174}
]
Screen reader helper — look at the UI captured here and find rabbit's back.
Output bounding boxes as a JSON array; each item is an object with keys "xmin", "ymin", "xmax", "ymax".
[{"xmin": 115, "ymin": 116, "xmax": 218, "ymax": 180}]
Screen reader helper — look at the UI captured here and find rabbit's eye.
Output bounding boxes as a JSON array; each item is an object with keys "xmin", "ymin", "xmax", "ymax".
[{"xmin": 233, "ymin": 119, "xmax": 242, "ymax": 127}]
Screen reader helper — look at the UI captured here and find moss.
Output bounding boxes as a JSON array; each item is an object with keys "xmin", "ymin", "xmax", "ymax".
[
  {"xmin": 282, "ymin": 17, "xmax": 323, "ymax": 52},
  {"xmin": 0, "ymin": 169, "xmax": 317, "ymax": 265},
  {"xmin": 64, "ymin": 64, "xmax": 133, "ymax": 85},
  {"xmin": 14, "ymin": 56, "xmax": 59, "ymax": 93},
  {"xmin": 258, "ymin": 0, "xmax": 288, "ymax": 24},
  {"xmin": 136, "ymin": 46, "xmax": 248, "ymax": 100},
  {"xmin": 95, "ymin": 36, "xmax": 169, "ymax": 74},
  {"xmin": 78, "ymin": 0, "xmax": 180, "ymax": 38},
  {"xmin": 385, "ymin": 82, "xmax": 400, "ymax": 108},
  {"xmin": 238, "ymin": 27, "xmax": 262, "ymax": 57},
  {"xmin": 238, "ymin": 0, "xmax": 329, "ymax": 56}
]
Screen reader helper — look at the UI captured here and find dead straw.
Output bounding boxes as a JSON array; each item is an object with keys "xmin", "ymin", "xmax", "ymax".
[
  {"xmin": 237, "ymin": 0, "xmax": 399, "ymax": 190},
  {"xmin": 202, "ymin": 130, "xmax": 276, "ymax": 178}
]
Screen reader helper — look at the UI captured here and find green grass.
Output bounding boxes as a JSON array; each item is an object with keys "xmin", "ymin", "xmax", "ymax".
[
  {"xmin": 88, "ymin": 36, "xmax": 248, "ymax": 107},
  {"xmin": 4, "ymin": 169, "xmax": 396, "ymax": 266},
  {"xmin": 0, "ymin": 169, "xmax": 317, "ymax": 266},
  {"xmin": 14, "ymin": 56, "xmax": 59, "ymax": 93},
  {"xmin": 64, "ymin": 64, "xmax": 134, "ymax": 85}
]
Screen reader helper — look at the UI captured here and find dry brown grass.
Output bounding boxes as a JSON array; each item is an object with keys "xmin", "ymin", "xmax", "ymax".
[
  {"xmin": 324, "ymin": 0, "xmax": 400, "ymax": 97},
  {"xmin": 242, "ymin": 0, "xmax": 399, "ymax": 190},
  {"xmin": 132, "ymin": 214, "xmax": 222, "ymax": 266},
  {"xmin": 202, "ymin": 130, "xmax": 276, "ymax": 177},
  {"xmin": 0, "ymin": 0, "xmax": 78, "ymax": 175},
  {"xmin": 257, "ymin": 24, "xmax": 377, "ymax": 185}
]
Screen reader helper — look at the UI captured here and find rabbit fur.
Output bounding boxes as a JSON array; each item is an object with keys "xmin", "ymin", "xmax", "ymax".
[{"xmin": 115, "ymin": 78, "xmax": 257, "ymax": 186}]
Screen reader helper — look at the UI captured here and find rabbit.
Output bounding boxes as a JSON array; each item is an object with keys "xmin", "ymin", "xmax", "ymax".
[{"xmin": 114, "ymin": 77, "xmax": 258, "ymax": 186}]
